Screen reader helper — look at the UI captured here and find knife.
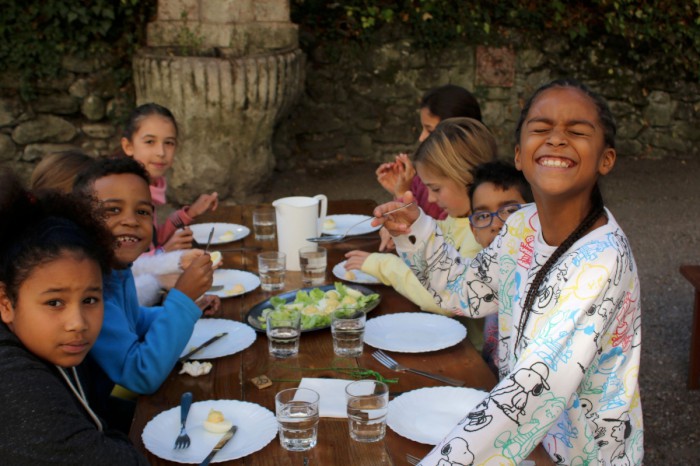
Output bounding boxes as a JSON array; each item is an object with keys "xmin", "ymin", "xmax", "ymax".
[
  {"xmin": 199, "ymin": 425, "xmax": 237, "ymax": 466},
  {"xmin": 204, "ymin": 227, "xmax": 215, "ymax": 254},
  {"xmin": 179, "ymin": 332, "xmax": 228, "ymax": 363}
]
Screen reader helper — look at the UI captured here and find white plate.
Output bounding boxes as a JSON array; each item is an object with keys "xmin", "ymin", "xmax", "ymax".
[
  {"xmin": 179, "ymin": 319, "xmax": 256, "ymax": 360},
  {"xmin": 332, "ymin": 260, "xmax": 382, "ymax": 285},
  {"xmin": 142, "ymin": 399, "xmax": 277, "ymax": 463},
  {"xmin": 207, "ymin": 269, "xmax": 260, "ymax": 298},
  {"xmin": 388, "ymin": 387, "xmax": 487, "ymax": 444},
  {"xmin": 190, "ymin": 222, "xmax": 250, "ymax": 245},
  {"xmin": 322, "ymin": 214, "xmax": 381, "ymax": 236},
  {"xmin": 364, "ymin": 313, "xmax": 466, "ymax": 352}
]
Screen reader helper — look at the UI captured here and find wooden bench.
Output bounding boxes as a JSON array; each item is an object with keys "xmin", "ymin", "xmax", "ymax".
[{"xmin": 680, "ymin": 265, "xmax": 700, "ymax": 389}]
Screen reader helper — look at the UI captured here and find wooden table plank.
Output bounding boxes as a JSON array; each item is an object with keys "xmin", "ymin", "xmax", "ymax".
[{"xmin": 129, "ymin": 201, "xmax": 498, "ymax": 465}]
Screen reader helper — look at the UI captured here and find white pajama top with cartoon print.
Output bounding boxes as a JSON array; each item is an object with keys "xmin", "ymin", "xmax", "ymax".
[{"xmin": 394, "ymin": 204, "xmax": 643, "ymax": 466}]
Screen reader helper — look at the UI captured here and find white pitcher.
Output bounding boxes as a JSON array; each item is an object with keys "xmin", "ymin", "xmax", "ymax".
[{"xmin": 272, "ymin": 195, "xmax": 328, "ymax": 271}]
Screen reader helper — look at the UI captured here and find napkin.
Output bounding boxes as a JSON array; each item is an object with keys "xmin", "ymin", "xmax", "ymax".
[{"xmin": 298, "ymin": 378, "xmax": 353, "ymax": 418}]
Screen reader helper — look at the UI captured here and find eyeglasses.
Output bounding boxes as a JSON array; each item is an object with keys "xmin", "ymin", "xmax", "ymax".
[{"xmin": 469, "ymin": 204, "xmax": 522, "ymax": 229}]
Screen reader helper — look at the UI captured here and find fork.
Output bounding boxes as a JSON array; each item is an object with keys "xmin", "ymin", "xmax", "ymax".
[
  {"xmin": 308, "ymin": 202, "xmax": 414, "ymax": 243},
  {"xmin": 372, "ymin": 350, "xmax": 465, "ymax": 387},
  {"xmin": 174, "ymin": 392, "xmax": 193, "ymax": 449},
  {"xmin": 406, "ymin": 453, "xmax": 421, "ymax": 465}
]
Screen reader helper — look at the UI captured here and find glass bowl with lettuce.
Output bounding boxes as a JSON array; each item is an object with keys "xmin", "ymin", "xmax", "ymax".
[{"xmin": 247, "ymin": 282, "xmax": 381, "ymax": 332}]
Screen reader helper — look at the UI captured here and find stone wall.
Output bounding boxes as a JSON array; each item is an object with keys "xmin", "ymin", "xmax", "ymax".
[
  {"xmin": 273, "ymin": 40, "xmax": 700, "ymax": 170},
  {"xmin": 0, "ymin": 54, "xmax": 128, "ymax": 180},
  {"xmin": 2, "ymin": 38, "xmax": 699, "ymax": 190}
]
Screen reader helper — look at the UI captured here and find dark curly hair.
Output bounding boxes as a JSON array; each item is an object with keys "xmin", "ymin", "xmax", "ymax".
[
  {"xmin": 468, "ymin": 160, "xmax": 533, "ymax": 205},
  {"xmin": 73, "ymin": 155, "xmax": 151, "ymax": 196},
  {"xmin": 0, "ymin": 171, "xmax": 115, "ymax": 304}
]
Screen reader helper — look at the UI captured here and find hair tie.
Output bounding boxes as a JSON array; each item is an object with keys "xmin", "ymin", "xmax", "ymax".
[{"xmin": 26, "ymin": 192, "xmax": 37, "ymax": 204}]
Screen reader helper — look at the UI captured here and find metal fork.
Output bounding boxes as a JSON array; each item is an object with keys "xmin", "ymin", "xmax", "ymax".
[
  {"xmin": 406, "ymin": 453, "xmax": 421, "ymax": 465},
  {"xmin": 174, "ymin": 392, "xmax": 193, "ymax": 449},
  {"xmin": 372, "ymin": 350, "xmax": 465, "ymax": 387}
]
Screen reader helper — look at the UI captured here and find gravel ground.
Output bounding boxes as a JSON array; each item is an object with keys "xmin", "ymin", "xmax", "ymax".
[{"xmin": 245, "ymin": 156, "xmax": 700, "ymax": 465}]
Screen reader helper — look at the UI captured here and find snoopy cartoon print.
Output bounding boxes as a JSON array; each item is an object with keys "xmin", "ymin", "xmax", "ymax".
[
  {"xmin": 490, "ymin": 362, "xmax": 551, "ymax": 425},
  {"xmin": 436, "ymin": 437, "xmax": 474, "ymax": 466},
  {"xmin": 460, "ymin": 362, "xmax": 552, "ymax": 432}
]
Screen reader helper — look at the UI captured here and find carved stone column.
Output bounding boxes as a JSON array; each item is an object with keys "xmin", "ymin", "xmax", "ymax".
[{"xmin": 133, "ymin": 0, "xmax": 304, "ymax": 202}]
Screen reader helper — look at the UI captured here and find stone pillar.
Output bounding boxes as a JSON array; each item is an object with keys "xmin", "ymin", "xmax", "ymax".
[{"xmin": 133, "ymin": 0, "xmax": 304, "ymax": 202}]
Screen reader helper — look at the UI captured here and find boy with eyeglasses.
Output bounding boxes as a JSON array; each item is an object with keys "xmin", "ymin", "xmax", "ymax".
[{"xmin": 467, "ymin": 161, "xmax": 533, "ymax": 373}]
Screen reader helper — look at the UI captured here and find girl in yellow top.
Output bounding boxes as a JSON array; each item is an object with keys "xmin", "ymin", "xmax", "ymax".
[{"xmin": 345, "ymin": 117, "xmax": 497, "ymax": 350}]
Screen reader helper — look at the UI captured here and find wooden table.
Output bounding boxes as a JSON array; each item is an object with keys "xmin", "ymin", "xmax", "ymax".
[
  {"xmin": 129, "ymin": 200, "xmax": 498, "ymax": 465},
  {"xmin": 680, "ymin": 265, "xmax": 700, "ymax": 390}
]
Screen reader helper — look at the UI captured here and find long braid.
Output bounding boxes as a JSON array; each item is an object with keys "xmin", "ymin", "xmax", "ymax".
[{"xmin": 515, "ymin": 184, "xmax": 605, "ymax": 354}]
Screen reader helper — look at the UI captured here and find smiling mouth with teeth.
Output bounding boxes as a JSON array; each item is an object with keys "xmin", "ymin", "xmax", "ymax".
[
  {"xmin": 538, "ymin": 157, "xmax": 574, "ymax": 168},
  {"xmin": 117, "ymin": 236, "xmax": 140, "ymax": 244}
]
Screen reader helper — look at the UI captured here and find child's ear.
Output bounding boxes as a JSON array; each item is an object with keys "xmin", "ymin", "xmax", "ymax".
[
  {"xmin": 514, "ymin": 145, "xmax": 522, "ymax": 170},
  {"xmin": 598, "ymin": 147, "xmax": 616, "ymax": 176},
  {"xmin": 0, "ymin": 284, "xmax": 15, "ymax": 326},
  {"xmin": 120, "ymin": 137, "xmax": 135, "ymax": 157}
]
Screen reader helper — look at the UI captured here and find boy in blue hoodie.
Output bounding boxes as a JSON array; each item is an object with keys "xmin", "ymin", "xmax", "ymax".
[{"xmin": 73, "ymin": 157, "xmax": 214, "ymax": 422}]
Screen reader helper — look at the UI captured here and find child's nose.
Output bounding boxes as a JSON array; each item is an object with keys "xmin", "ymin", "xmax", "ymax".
[
  {"xmin": 547, "ymin": 127, "xmax": 568, "ymax": 146},
  {"xmin": 119, "ymin": 211, "xmax": 139, "ymax": 226},
  {"xmin": 65, "ymin": 306, "xmax": 89, "ymax": 332}
]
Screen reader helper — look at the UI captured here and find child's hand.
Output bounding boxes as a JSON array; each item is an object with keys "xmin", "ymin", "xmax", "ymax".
[
  {"xmin": 196, "ymin": 295, "xmax": 221, "ymax": 317},
  {"xmin": 180, "ymin": 249, "xmax": 204, "ymax": 270},
  {"xmin": 163, "ymin": 227, "xmax": 194, "ymax": 252},
  {"xmin": 344, "ymin": 250, "xmax": 370, "ymax": 270},
  {"xmin": 378, "ymin": 227, "xmax": 396, "ymax": 252},
  {"xmin": 188, "ymin": 192, "xmax": 219, "ymax": 218},
  {"xmin": 371, "ymin": 191, "xmax": 418, "ymax": 236},
  {"xmin": 375, "ymin": 160, "xmax": 401, "ymax": 195},
  {"xmin": 157, "ymin": 273, "xmax": 179, "ymax": 290},
  {"xmin": 174, "ymin": 254, "xmax": 213, "ymax": 301},
  {"xmin": 394, "ymin": 154, "xmax": 416, "ymax": 197}
]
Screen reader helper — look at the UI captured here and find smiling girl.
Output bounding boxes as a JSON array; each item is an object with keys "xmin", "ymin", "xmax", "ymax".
[
  {"xmin": 120, "ymin": 103, "xmax": 218, "ymax": 252},
  {"xmin": 0, "ymin": 172, "xmax": 147, "ymax": 464},
  {"xmin": 376, "ymin": 79, "xmax": 643, "ymax": 465}
]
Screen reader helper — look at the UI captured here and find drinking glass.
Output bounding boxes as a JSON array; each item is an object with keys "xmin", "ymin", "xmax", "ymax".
[
  {"xmin": 258, "ymin": 251, "xmax": 286, "ymax": 291},
  {"xmin": 331, "ymin": 309, "xmax": 365, "ymax": 357},
  {"xmin": 299, "ymin": 245, "xmax": 327, "ymax": 286},
  {"xmin": 275, "ymin": 387, "xmax": 320, "ymax": 451},
  {"xmin": 266, "ymin": 310, "xmax": 300, "ymax": 358},
  {"xmin": 253, "ymin": 206, "xmax": 276, "ymax": 241},
  {"xmin": 345, "ymin": 379, "xmax": 389, "ymax": 442}
]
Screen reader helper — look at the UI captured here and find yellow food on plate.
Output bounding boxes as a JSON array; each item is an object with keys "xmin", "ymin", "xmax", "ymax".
[
  {"xmin": 344, "ymin": 270, "xmax": 356, "ymax": 281},
  {"xmin": 218, "ymin": 231, "xmax": 236, "ymax": 242},
  {"xmin": 323, "ymin": 218, "xmax": 336, "ymax": 230},
  {"xmin": 209, "ymin": 251, "xmax": 222, "ymax": 267},
  {"xmin": 224, "ymin": 283, "xmax": 246, "ymax": 296},
  {"xmin": 203, "ymin": 408, "xmax": 233, "ymax": 433}
]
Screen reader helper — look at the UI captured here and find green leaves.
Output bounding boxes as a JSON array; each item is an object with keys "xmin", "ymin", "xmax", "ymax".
[
  {"xmin": 291, "ymin": 0, "xmax": 700, "ymax": 81},
  {"xmin": 0, "ymin": 0, "xmax": 156, "ymax": 99}
]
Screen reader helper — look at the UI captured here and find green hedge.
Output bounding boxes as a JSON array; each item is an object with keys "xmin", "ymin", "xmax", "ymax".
[
  {"xmin": 0, "ymin": 0, "xmax": 156, "ymax": 99},
  {"xmin": 292, "ymin": 0, "xmax": 700, "ymax": 82}
]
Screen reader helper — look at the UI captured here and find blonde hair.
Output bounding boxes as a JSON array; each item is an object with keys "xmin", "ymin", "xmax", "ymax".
[
  {"xmin": 414, "ymin": 117, "xmax": 497, "ymax": 187},
  {"xmin": 30, "ymin": 150, "xmax": 94, "ymax": 194}
]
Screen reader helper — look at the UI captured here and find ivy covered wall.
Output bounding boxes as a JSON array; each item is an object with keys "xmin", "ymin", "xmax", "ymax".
[{"xmin": 1, "ymin": 1, "xmax": 698, "ymax": 183}]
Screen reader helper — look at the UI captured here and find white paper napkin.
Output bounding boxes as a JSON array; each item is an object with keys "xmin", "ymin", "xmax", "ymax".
[{"xmin": 298, "ymin": 378, "xmax": 353, "ymax": 418}]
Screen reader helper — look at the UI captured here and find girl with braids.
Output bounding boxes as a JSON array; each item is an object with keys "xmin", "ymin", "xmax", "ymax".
[
  {"xmin": 0, "ymin": 172, "xmax": 147, "ymax": 464},
  {"xmin": 372, "ymin": 79, "xmax": 643, "ymax": 465}
]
